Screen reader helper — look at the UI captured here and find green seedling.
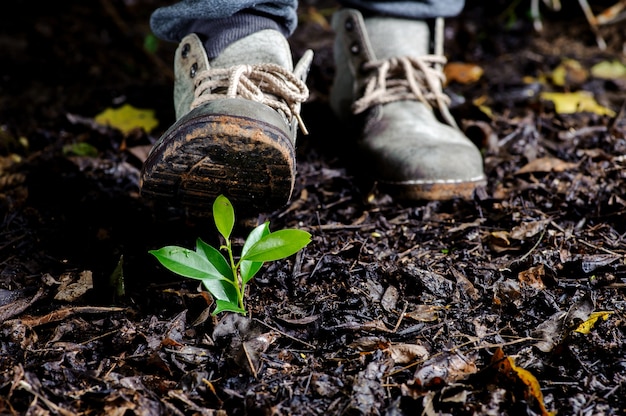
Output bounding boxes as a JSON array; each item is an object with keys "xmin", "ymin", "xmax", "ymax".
[{"xmin": 149, "ymin": 195, "xmax": 311, "ymax": 315}]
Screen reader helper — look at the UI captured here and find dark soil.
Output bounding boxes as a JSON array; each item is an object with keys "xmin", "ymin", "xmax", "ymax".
[{"xmin": 1, "ymin": 1, "xmax": 625, "ymax": 415}]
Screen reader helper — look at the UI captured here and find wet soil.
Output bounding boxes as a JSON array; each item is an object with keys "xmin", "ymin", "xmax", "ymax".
[{"xmin": 1, "ymin": 1, "xmax": 625, "ymax": 415}]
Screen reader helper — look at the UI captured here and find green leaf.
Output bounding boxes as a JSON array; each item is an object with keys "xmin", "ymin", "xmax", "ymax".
[
  {"xmin": 149, "ymin": 246, "xmax": 234, "ymax": 302},
  {"xmin": 149, "ymin": 246, "xmax": 215, "ymax": 279},
  {"xmin": 195, "ymin": 238, "xmax": 234, "ymax": 280},
  {"xmin": 240, "ymin": 222, "xmax": 270, "ymax": 284},
  {"xmin": 213, "ymin": 195, "xmax": 234, "ymax": 241},
  {"xmin": 62, "ymin": 142, "xmax": 99, "ymax": 157},
  {"xmin": 241, "ymin": 229, "xmax": 311, "ymax": 262},
  {"xmin": 213, "ymin": 299, "xmax": 246, "ymax": 315},
  {"xmin": 201, "ymin": 277, "xmax": 238, "ymax": 305}
]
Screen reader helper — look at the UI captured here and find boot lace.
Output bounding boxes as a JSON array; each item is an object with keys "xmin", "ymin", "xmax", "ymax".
[
  {"xmin": 352, "ymin": 54, "xmax": 458, "ymax": 128},
  {"xmin": 190, "ymin": 63, "xmax": 310, "ymax": 134}
]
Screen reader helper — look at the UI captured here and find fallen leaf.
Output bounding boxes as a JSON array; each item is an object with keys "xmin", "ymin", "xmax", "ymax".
[
  {"xmin": 387, "ymin": 343, "xmax": 429, "ymax": 364},
  {"xmin": 415, "ymin": 351, "xmax": 478, "ymax": 387},
  {"xmin": 518, "ymin": 264, "xmax": 546, "ymax": 290},
  {"xmin": 573, "ymin": 311, "xmax": 613, "ymax": 334},
  {"xmin": 516, "ymin": 156, "xmax": 578, "ymax": 174},
  {"xmin": 54, "ymin": 271, "xmax": 93, "ymax": 302},
  {"xmin": 510, "ymin": 220, "xmax": 549, "ymax": 239},
  {"xmin": 444, "ymin": 62, "xmax": 484, "ymax": 85},
  {"xmin": 491, "ymin": 348, "xmax": 553, "ymax": 416},
  {"xmin": 381, "ymin": 285, "xmax": 399, "ymax": 312},
  {"xmin": 591, "ymin": 60, "xmax": 626, "ymax": 80},
  {"xmin": 94, "ymin": 103, "xmax": 159, "ymax": 135},
  {"xmin": 540, "ymin": 91, "xmax": 615, "ymax": 116},
  {"xmin": 404, "ymin": 305, "xmax": 441, "ymax": 322},
  {"xmin": 472, "ymin": 95, "xmax": 494, "ymax": 119},
  {"xmin": 551, "ymin": 59, "xmax": 588, "ymax": 87},
  {"xmin": 532, "ymin": 311, "xmax": 566, "ymax": 352}
]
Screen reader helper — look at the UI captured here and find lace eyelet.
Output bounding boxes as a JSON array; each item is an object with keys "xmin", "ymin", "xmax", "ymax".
[
  {"xmin": 181, "ymin": 43, "xmax": 190, "ymax": 58},
  {"xmin": 190, "ymin": 62, "xmax": 197, "ymax": 78},
  {"xmin": 350, "ymin": 41, "xmax": 360, "ymax": 55},
  {"xmin": 345, "ymin": 17, "xmax": 354, "ymax": 31}
]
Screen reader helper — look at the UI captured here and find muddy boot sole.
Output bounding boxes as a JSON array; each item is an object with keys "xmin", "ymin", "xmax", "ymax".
[
  {"xmin": 140, "ymin": 112, "xmax": 296, "ymax": 213},
  {"xmin": 379, "ymin": 176, "xmax": 487, "ymax": 201}
]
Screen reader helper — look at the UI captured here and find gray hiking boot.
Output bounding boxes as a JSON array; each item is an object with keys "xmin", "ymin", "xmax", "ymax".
[
  {"xmin": 330, "ymin": 9, "xmax": 486, "ymax": 201},
  {"xmin": 141, "ymin": 30, "xmax": 313, "ymax": 212}
]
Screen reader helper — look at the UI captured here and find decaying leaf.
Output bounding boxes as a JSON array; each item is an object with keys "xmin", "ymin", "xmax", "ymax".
[
  {"xmin": 387, "ymin": 343, "xmax": 429, "ymax": 364},
  {"xmin": 349, "ymin": 336, "xmax": 390, "ymax": 352},
  {"xmin": 414, "ymin": 351, "xmax": 478, "ymax": 387},
  {"xmin": 516, "ymin": 156, "xmax": 579, "ymax": 174},
  {"xmin": 489, "ymin": 230, "xmax": 521, "ymax": 253},
  {"xmin": 540, "ymin": 91, "xmax": 615, "ymax": 116},
  {"xmin": 490, "ymin": 348, "xmax": 553, "ymax": 416},
  {"xmin": 532, "ymin": 311, "xmax": 566, "ymax": 352},
  {"xmin": 573, "ymin": 311, "xmax": 613, "ymax": 334},
  {"xmin": 550, "ymin": 58, "xmax": 588, "ymax": 87},
  {"xmin": 54, "ymin": 271, "xmax": 93, "ymax": 302},
  {"xmin": 509, "ymin": 220, "xmax": 549, "ymax": 240},
  {"xmin": 94, "ymin": 103, "xmax": 159, "ymax": 135},
  {"xmin": 381, "ymin": 285, "xmax": 399, "ymax": 312},
  {"xmin": 404, "ymin": 305, "xmax": 442, "ymax": 322},
  {"xmin": 444, "ymin": 62, "xmax": 484, "ymax": 85},
  {"xmin": 518, "ymin": 264, "xmax": 546, "ymax": 290}
]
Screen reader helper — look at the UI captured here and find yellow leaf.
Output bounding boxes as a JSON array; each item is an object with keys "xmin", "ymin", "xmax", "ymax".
[
  {"xmin": 540, "ymin": 91, "xmax": 615, "ymax": 117},
  {"xmin": 492, "ymin": 348, "xmax": 554, "ymax": 416},
  {"xmin": 551, "ymin": 59, "xmax": 588, "ymax": 87},
  {"xmin": 472, "ymin": 95, "xmax": 493, "ymax": 118},
  {"xmin": 573, "ymin": 311, "xmax": 613, "ymax": 334},
  {"xmin": 591, "ymin": 60, "xmax": 626, "ymax": 80},
  {"xmin": 95, "ymin": 103, "xmax": 159, "ymax": 135}
]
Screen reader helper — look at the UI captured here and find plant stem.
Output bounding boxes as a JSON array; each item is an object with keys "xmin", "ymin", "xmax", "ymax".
[{"xmin": 224, "ymin": 240, "xmax": 245, "ymax": 312}]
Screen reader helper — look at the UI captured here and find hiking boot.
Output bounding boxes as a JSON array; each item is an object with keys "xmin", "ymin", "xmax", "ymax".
[
  {"xmin": 140, "ymin": 30, "xmax": 313, "ymax": 212},
  {"xmin": 330, "ymin": 9, "xmax": 486, "ymax": 201}
]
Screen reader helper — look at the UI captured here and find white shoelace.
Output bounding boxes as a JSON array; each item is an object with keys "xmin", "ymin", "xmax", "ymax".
[
  {"xmin": 352, "ymin": 54, "xmax": 458, "ymax": 128},
  {"xmin": 190, "ymin": 63, "xmax": 310, "ymax": 134}
]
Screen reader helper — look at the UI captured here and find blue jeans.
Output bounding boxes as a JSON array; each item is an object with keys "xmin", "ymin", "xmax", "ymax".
[{"xmin": 151, "ymin": 0, "xmax": 465, "ymax": 43}]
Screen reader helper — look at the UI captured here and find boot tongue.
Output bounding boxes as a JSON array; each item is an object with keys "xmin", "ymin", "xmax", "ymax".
[
  {"xmin": 211, "ymin": 29, "xmax": 293, "ymax": 70},
  {"xmin": 363, "ymin": 17, "xmax": 430, "ymax": 60}
]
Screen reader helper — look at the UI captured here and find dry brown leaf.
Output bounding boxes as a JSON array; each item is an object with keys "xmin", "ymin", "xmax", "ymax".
[
  {"xmin": 518, "ymin": 264, "xmax": 546, "ymax": 290},
  {"xmin": 404, "ymin": 305, "xmax": 441, "ymax": 322},
  {"xmin": 54, "ymin": 271, "xmax": 93, "ymax": 302},
  {"xmin": 415, "ymin": 351, "xmax": 478, "ymax": 387},
  {"xmin": 387, "ymin": 343, "xmax": 429, "ymax": 364},
  {"xmin": 516, "ymin": 156, "xmax": 578, "ymax": 174},
  {"xmin": 510, "ymin": 220, "xmax": 549, "ymax": 240}
]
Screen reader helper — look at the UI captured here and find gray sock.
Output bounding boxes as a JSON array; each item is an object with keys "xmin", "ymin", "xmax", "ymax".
[{"xmin": 187, "ymin": 11, "xmax": 287, "ymax": 59}]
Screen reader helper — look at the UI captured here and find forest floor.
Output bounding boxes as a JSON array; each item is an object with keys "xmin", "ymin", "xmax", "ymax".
[{"xmin": 1, "ymin": 0, "xmax": 626, "ymax": 415}]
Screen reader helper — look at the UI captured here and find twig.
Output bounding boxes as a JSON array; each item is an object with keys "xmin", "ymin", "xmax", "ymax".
[
  {"xmin": 18, "ymin": 380, "xmax": 77, "ymax": 416},
  {"xmin": 4, "ymin": 306, "xmax": 126, "ymax": 328},
  {"xmin": 511, "ymin": 228, "xmax": 547, "ymax": 265},
  {"xmin": 253, "ymin": 318, "xmax": 316, "ymax": 349},
  {"xmin": 550, "ymin": 221, "xmax": 623, "ymax": 256}
]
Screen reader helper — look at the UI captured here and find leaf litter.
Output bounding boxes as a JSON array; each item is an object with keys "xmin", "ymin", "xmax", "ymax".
[{"xmin": 1, "ymin": 0, "xmax": 626, "ymax": 415}]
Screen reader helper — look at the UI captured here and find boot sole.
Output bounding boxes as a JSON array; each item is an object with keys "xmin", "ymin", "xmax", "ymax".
[
  {"xmin": 379, "ymin": 176, "xmax": 487, "ymax": 201},
  {"xmin": 140, "ymin": 113, "xmax": 295, "ymax": 213}
]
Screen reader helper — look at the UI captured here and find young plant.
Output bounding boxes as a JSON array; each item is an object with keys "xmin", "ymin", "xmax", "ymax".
[{"xmin": 149, "ymin": 195, "xmax": 311, "ymax": 315}]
